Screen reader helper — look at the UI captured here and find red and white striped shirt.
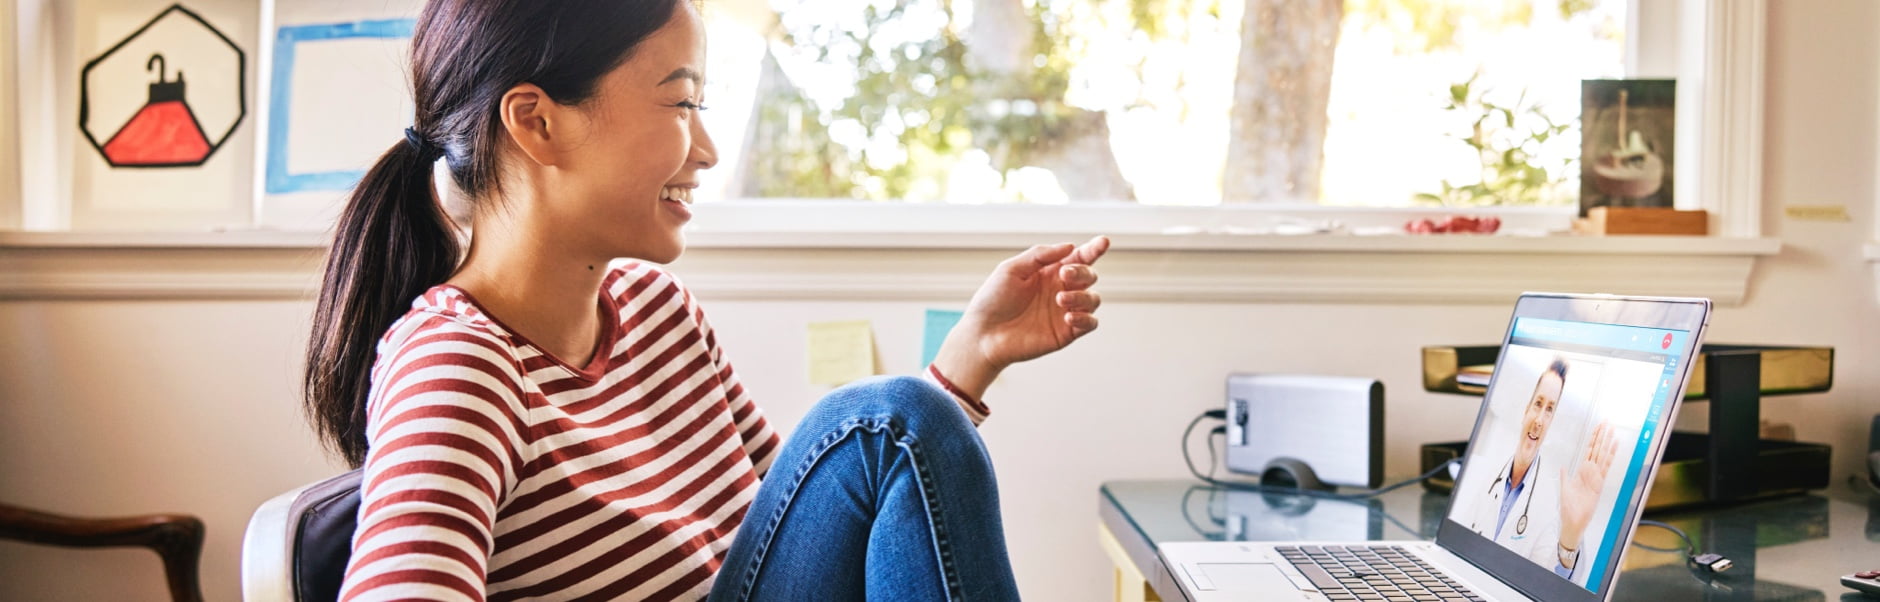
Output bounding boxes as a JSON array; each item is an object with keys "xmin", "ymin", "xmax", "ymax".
[{"xmin": 340, "ymin": 260, "xmax": 782, "ymax": 601}]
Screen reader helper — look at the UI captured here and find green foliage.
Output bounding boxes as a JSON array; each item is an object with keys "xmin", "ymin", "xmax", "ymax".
[
  {"xmin": 752, "ymin": 0, "xmax": 1606, "ymax": 202},
  {"xmin": 755, "ymin": 0, "xmax": 1222, "ymax": 201},
  {"xmin": 1344, "ymin": 0, "xmax": 1598, "ymax": 54},
  {"xmin": 757, "ymin": 0, "xmax": 1088, "ymax": 201},
  {"xmin": 1557, "ymin": 0, "xmax": 1597, "ymax": 19},
  {"xmin": 747, "ymin": 82, "xmax": 853, "ymax": 198},
  {"xmin": 1414, "ymin": 73, "xmax": 1575, "ymax": 207}
]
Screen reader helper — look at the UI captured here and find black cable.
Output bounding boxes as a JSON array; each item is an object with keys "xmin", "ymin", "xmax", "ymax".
[
  {"xmin": 1182, "ymin": 411, "xmax": 1458, "ymax": 501},
  {"xmin": 1179, "ymin": 411, "xmax": 1436, "ymax": 538},
  {"xmin": 1179, "ymin": 485, "xmax": 1224, "ymax": 538},
  {"xmin": 1206, "ymin": 427, "xmax": 1224, "ymax": 482},
  {"xmin": 1852, "ymin": 473, "xmax": 1880, "ymax": 495},
  {"xmin": 1634, "ymin": 519, "xmax": 1732, "ymax": 573},
  {"xmin": 1632, "ymin": 519, "xmax": 1694, "ymax": 554}
]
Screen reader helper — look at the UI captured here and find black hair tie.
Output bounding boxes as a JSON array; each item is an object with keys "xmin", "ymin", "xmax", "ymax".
[{"xmin": 403, "ymin": 127, "xmax": 444, "ymax": 162}]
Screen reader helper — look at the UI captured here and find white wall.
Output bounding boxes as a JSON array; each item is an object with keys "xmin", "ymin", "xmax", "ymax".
[{"xmin": 2, "ymin": 1, "xmax": 1877, "ymax": 600}]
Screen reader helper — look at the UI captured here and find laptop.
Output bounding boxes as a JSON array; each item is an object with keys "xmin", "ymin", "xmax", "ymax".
[{"xmin": 1161, "ymin": 293, "xmax": 1711, "ymax": 602}]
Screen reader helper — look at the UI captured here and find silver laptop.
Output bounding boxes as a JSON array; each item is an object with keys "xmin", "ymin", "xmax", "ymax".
[{"xmin": 1162, "ymin": 293, "xmax": 1711, "ymax": 602}]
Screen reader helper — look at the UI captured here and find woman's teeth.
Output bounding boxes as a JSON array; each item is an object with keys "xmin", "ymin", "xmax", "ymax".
[{"xmin": 660, "ymin": 186, "xmax": 693, "ymax": 205}]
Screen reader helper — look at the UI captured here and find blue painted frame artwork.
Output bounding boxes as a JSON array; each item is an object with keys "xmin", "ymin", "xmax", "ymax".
[{"xmin": 265, "ymin": 19, "xmax": 416, "ymax": 195}]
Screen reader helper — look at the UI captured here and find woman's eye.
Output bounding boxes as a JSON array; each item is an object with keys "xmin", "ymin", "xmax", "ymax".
[{"xmin": 676, "ymin": 101, "xmax": 708, "ymax": 111}]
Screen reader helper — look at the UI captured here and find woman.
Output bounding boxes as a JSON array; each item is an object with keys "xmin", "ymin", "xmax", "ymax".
[{"xmin": 301, "ymin": 1, "xmax": 1108, "ymax": 600}]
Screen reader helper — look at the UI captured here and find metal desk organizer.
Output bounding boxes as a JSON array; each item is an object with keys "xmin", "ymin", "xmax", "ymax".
[{"xmin": 1419, "ymin": 344, "xmax": 1835, "ymax": 509}]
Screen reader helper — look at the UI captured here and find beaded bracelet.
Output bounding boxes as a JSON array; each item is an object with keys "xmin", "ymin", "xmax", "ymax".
[{"xmin": 926, "ymin": 363, "xmax": 991, "ymax": 419}]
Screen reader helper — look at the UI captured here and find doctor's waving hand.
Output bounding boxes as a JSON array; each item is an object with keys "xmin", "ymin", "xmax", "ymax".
[{"xmin": 1555, "ymin": 422, "xmax": 1621, "ymax": 578}]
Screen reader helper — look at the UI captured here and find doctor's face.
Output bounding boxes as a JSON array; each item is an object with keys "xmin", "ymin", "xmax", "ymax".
[{"xmin": 1515, "ymin": 370, "xmax": 1564, "ymax": 463}]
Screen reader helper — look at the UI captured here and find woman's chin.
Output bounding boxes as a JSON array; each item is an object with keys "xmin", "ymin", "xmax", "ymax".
[{"xmin": 637, "ymin": 237, "xmax": 686, "ymax": 264}]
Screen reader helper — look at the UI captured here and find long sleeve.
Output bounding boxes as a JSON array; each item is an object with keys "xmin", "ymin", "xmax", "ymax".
[
  {"xmin": 685, "ymin": 289, "xmax": 781, "ymax": 477},
  {"xmin": 339, "ymin": 322, "xmax": 532, "ymax": 602}
]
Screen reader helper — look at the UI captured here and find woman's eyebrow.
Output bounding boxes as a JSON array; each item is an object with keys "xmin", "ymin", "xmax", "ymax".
[{"xmin": 659, "ymin": 67, "xmax": 703, "ymax": 86}]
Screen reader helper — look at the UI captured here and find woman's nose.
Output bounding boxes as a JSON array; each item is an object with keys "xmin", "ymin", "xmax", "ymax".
[{"xmin": 690, "ymin": 117, "xmax": 718, "ymax": 169}]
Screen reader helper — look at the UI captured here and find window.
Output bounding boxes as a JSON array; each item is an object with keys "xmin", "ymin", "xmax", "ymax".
[{"xmin": 696, "ymin": 0, "xmax": 1628, "ymax": 209}]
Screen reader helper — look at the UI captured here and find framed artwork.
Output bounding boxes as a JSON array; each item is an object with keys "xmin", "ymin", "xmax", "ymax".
[
  {"xmin": 255, "ymin": 0, "xmax": 422, "ymax": 230},
  {"xmin": 67, "ymin": 0, "xmax": 257, "ymax": 230},
  {"xmin": 1580, "ymin": 79, "xmax": 1676, "ymax": 217}
]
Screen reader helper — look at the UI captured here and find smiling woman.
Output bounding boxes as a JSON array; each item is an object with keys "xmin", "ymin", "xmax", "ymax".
[{"xmin": 300, "ymin": 1, "xmax": 1108, "ymax": 600}]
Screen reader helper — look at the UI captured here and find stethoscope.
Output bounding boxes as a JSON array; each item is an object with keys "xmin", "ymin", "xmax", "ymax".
[{"xmin": 1483, "ymin": 456, "xmax": 1538, "ymax": 536}]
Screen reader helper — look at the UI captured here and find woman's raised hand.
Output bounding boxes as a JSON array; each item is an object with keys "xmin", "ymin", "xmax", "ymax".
[{"xmin": 930, "ymin": 236, "xmax": 1110, "ymax": 400}]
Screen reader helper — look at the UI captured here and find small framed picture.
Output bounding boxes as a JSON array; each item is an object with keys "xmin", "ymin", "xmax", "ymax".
[
  {"xmin": 256, "ymin": 0, "xmax": 424, "ymax": 231},
  {"xmin": 1579, "ymin": 79, "xmax": 1675, "ymax": 217},
  {"xmin": 67, "ymin": 0, "xmax": 258, "ymax": 230}
]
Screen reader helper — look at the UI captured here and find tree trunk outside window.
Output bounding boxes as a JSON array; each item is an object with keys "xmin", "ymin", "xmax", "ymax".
[
  {"xmin": 966, "ymin": 0, "xmax": 1134, "ymax": 202},
  {"xmin": 1223, "ymin": 0, "xmax": 1342, "ymax": 204}
]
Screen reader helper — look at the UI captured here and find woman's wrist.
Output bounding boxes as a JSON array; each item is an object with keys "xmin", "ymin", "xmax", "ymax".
[
  {"xmin": 931, "ymin": 326, "xmax": 1003, "ymax": 402},
  {"xmin": 927, "ymin": 364, "xmax": 991, "ymax": 423}
]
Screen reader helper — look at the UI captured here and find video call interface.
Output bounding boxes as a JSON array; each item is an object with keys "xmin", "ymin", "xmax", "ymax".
[{"xmin": 1446, "ymin": 317, "xmax": 1688, "ymax": 594}]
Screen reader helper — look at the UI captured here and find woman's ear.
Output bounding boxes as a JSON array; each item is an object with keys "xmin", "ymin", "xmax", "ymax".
[{"xmin": 499, "ymin": 83, "xmax": 569, "ymax": 168}]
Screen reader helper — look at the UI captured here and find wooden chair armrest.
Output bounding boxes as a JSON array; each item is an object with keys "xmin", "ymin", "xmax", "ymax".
[{"xmin": 0, "ymin": 503, "xmax": 205, "ymax": 602}]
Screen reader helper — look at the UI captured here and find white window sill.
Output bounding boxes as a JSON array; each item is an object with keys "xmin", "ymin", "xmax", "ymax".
[{"xmin": 0, "ymin": 229, "xmax": 1780, "ymax": 304}]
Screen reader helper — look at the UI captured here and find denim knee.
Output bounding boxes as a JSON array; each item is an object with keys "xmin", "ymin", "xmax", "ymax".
[{"xmin": 808, "ymin": 375, "xmax": 977, "ymax": 443}]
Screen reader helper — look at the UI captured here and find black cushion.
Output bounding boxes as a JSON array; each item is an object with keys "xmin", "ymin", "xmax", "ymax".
[{"xmin": 290, "ymin": 469, "xmax": 364, "ymax": 602}]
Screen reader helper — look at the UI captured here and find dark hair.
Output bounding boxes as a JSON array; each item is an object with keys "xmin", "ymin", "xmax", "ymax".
[
  {"xmin": 305, "ymin": 0, "xmax": 683, "ymax": 467},
  {"xmin": 1536, "ymin": 358, "xmax": 1569, "ymax": 393}
]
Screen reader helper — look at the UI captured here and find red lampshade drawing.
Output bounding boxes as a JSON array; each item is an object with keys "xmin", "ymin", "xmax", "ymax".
[
  {"xmin": 100, "ymin": 54, "xmax": 213, "ymax": 166},
  {"xmin": 80, "ymin": 4, "xmax": 245, "ymax": 169}
]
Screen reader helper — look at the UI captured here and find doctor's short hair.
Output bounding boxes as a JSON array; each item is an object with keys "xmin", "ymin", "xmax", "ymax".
[{"xmin": 1535, "ymin": 358, "xmax": 1570, "ymax": 393}]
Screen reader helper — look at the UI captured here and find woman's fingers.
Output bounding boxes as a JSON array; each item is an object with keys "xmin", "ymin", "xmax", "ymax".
[
  {"xmin": 997, "ymin": 243, "xmax": 1078, "ymax": 279},
  {"xmin": 1056, "ymin": 290, "xmax": 1102, "ymax": 312},
  {"xmin": 1064, "ymin": 312, "xmax": 1099, "ymax": 335},
  {"xmin": 1059, "ymin": 264, "xmax": 1099, "ymax": 290},
  {"xmin": 1072, "ymin": 235, "xmax": 1112, "ymax": 266}
]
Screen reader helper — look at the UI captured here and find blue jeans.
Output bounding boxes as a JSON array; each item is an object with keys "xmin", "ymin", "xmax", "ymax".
[{"xmin": 707, "ymin": 376, "xmax": 1021, "ymax": 601}]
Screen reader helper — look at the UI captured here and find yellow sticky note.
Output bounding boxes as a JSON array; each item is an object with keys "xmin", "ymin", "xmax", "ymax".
[
  {"xmin": 1784, "ymin": 204, "xmax": 1852, "ymax": 222},
  {"xmin": 808, "ymin": 320, "xmax": 878, "ymax": 386}
]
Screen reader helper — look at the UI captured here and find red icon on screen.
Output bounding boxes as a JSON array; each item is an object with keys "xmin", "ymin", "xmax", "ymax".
[{"xmin": 1661, "ymin": 333, "xmax": 1673, "ymax": 349}]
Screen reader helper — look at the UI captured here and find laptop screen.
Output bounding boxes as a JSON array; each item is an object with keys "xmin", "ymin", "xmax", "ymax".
[{"xmin": 1443, "ymin": 316, "xmax": 1690, "ymax": 595}]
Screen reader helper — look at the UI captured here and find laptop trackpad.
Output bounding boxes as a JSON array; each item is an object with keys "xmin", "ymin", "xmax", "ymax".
[{"xmin": 1197, "ymin": 563, "xmax": 1297, "ymax": 591}]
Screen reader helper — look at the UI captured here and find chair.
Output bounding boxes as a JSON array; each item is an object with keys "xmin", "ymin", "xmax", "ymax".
[
  {"xmin": 0, "ymin": 503, "xmax": 205, "ymax": 602},
  {"xmin": 241, "ymin": 469, "xmax": 363, "ymax": 602}
]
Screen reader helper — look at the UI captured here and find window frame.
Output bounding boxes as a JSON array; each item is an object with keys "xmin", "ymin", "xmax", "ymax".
[{"xmin": 0, "ymin": 0, "xmax": 19, "ymax": 230}]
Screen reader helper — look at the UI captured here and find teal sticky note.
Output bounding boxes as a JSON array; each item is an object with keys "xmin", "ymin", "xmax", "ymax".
[{"xmin": 920, "ymin": 309, "xmax": 966, "ymax": 367}]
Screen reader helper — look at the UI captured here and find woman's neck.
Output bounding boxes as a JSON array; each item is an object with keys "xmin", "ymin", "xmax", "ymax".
[{"xmin": 447, "ymin": 211, "xmax": 610, "ymax": 368}]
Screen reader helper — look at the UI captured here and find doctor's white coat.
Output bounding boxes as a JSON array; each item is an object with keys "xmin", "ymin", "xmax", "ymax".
[{"xmin": 1450, "ymin": 455, "xmax": 1582, "ymax": 582}]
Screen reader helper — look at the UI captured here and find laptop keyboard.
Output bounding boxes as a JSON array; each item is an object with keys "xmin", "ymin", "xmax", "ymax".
[{"xmin": 1276, "ymin": 545, "xmax": 1485, "ymax": 602}]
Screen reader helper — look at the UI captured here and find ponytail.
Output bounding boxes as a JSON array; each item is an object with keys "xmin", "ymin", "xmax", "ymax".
[{"xmin": 304, "ymin": 137, "xmax": 459, "ymax": 467}]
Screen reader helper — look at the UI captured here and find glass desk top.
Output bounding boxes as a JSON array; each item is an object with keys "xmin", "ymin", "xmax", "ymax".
[{"xmin": 1099, "ymin": 480, "xmax": 1880, "ymax": 602}]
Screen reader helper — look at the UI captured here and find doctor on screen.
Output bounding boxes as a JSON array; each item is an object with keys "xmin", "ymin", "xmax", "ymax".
[{"xmin": 1464, "ymin": 358, "xmax": 1620, "ymax": 582}]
